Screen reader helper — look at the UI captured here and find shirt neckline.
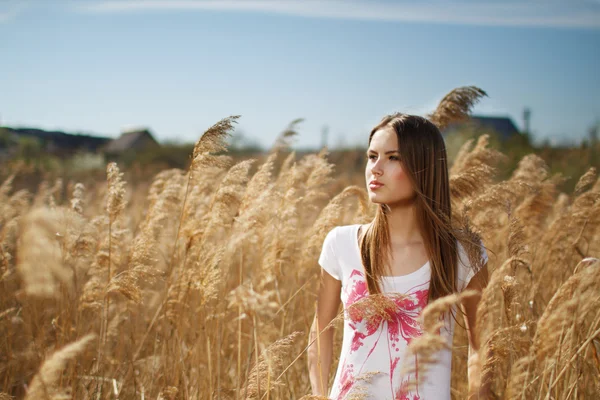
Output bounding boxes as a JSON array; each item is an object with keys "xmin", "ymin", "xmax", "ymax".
[{"xmin": 353, "ymin": 224, "xmax": 430, "ymax": 280}]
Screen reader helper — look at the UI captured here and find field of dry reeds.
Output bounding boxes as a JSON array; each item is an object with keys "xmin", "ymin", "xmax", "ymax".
[{"xmin": 1, "ymin": 105, "xmax": 599, "ymax": 399}]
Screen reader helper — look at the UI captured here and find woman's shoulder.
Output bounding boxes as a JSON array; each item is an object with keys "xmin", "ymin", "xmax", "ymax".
[
  {"xmin": 323, "ymin": 224, "xmax": 370, "ymax": 255},
  {"xmin": 454, "ymin": 236, "xmax": 489, "ymax": 291},
  {"xmin": 455, "ymin": 236, "xmax": 488, "ymax": 262},
  {"xmin": 327, "ymin": 223, "xmax": 365, "ymax": 241}
]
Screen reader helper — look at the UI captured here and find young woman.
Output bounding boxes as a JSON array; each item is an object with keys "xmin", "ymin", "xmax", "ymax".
[{"xmin": 307, "ymin": 113, "xmax": 489, "ymax": 399}]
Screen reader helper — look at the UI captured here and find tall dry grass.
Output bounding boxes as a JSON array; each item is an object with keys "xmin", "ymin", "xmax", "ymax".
[{"xmin": 1, "ymin": 96, "xmax": 599, "ymax": 399}]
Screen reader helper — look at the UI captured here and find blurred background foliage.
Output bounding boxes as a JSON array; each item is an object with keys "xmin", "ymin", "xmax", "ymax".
[{"xmin": 1, "ymin": 124, "xmax": 599, "ymax": 196}]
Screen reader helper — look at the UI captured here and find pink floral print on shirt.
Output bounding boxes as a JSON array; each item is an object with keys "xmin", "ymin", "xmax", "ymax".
[{"xmin": 334, "ymin": 268, "xmax": 429, "ymax": 399}]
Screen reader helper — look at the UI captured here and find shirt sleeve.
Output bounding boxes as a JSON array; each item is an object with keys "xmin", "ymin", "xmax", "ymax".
[
  {"xmin": 456, "ymin": 238, "xmax": 488, "ymax": 292},
  {"xmin": 318, "ymin": 227, "xmax": 342, "ymax": 281}
]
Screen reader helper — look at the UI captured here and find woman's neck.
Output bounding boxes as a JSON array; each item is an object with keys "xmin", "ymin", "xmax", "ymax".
[{"xmin": 386, "ymin": 200, "xmax": 423, "ymax": 245}]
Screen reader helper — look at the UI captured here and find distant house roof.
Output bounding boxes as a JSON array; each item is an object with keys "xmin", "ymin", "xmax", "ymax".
[
  {"xmin": 103, "ymin": 129, "xmax": 159, "ymax": 153},
  {"xmin": 3, "ymin": 127, "xmax": 111, "ymax": 151},
  {"xmin": 444, "ymin": 115, "xmax": 521, "ymax": 140}
]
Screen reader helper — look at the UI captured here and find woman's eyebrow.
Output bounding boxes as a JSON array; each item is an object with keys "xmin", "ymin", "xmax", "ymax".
[{"xmin": 366, "ymin": 150, "xmax": 400, "ymax": 155}]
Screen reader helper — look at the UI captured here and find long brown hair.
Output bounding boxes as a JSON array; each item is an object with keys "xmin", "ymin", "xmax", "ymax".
[{"xmin": 360, "ymin": 113, "xmax": 460, "ymax": 303}]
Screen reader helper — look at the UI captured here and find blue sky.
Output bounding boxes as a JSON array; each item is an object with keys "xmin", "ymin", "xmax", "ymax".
[{"xmin": 1, "ymin": 0, "xmax": 599, "ymax": 148}]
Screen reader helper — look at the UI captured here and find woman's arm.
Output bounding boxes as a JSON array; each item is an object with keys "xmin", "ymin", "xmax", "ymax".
[
  {"xmin": 462, "ymin": 263, "xmax": 491, "ymax": 399},
  {"xmin": 308, "ymin": 268, "xmax": 342, "ymax": 396}
]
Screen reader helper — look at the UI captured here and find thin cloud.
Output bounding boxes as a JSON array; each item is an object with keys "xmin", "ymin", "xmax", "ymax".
[
  {"xmin": 0, "ymin": 12, "xmax": 15, "ymax": 23},
  {"xmin": 0, "ymin": 1, "xmax": 28, "ymax": 23},
  {"xmin": 75, "ymin": 0, "xmax": 600, "ymax": 29}
]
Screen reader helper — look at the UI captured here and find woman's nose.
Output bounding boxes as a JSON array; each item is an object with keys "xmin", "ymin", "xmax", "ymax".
[{"xmin": 370, "ymin": 160, "xmax": 383, "ymax": 176}]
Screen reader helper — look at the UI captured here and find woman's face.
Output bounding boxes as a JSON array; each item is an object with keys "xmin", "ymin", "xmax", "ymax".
[{"xmin": 365, "ymin": 127, "xmax": 416, "ymax": 205}]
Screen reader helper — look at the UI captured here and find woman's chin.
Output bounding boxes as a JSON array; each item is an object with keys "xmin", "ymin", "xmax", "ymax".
[
  {"xmin": 368, "ymin": 193, "xmax": 417, "ymax": 207},
  {"xmin": 368, "ymin": 193, "xmax": 385, "ymax": 204}
]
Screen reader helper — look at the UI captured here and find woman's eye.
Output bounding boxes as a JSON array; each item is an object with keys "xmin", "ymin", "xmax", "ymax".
[
  {"xmin": 389, "ymin": 156, "xmax": 399, "ymax": 161},
  {"xmin": 368, "ymin": 155, "xmax": 377, "ymax": 160}
]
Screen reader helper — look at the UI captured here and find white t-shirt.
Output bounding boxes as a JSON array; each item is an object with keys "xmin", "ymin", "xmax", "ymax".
[{"xmin": 318, "ymin": 224, "xmax": 488, "ymax": 400}]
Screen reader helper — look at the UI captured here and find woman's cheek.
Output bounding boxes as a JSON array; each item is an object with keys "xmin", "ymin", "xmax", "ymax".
[{"xmin": 392, "ymin": 166, "xmax": 407, "ymax": 182}]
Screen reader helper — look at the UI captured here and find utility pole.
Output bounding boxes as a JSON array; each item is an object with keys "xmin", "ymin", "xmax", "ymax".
[
  {"xmin": 321, "ymin": 125, "xmax": 329, "ymax": 149},
  {"xmin": 523, "ymin": 107, "xmax": 531, "ymax": 134}
]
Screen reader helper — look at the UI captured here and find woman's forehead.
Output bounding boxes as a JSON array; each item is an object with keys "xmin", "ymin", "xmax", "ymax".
[{"xmin": 370, "ymin": 128, "xmax": 398, "ymax": 149}]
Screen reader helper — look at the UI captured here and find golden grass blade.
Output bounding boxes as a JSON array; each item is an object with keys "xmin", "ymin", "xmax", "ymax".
[{"xmin": 428, "ymin": 86, "xmax": 487, "ymax": 131}]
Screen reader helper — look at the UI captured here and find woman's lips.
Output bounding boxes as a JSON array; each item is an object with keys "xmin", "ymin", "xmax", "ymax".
[{"xmin": 369, "ymin": 182, "xmax": 384, "ymax": 190}]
